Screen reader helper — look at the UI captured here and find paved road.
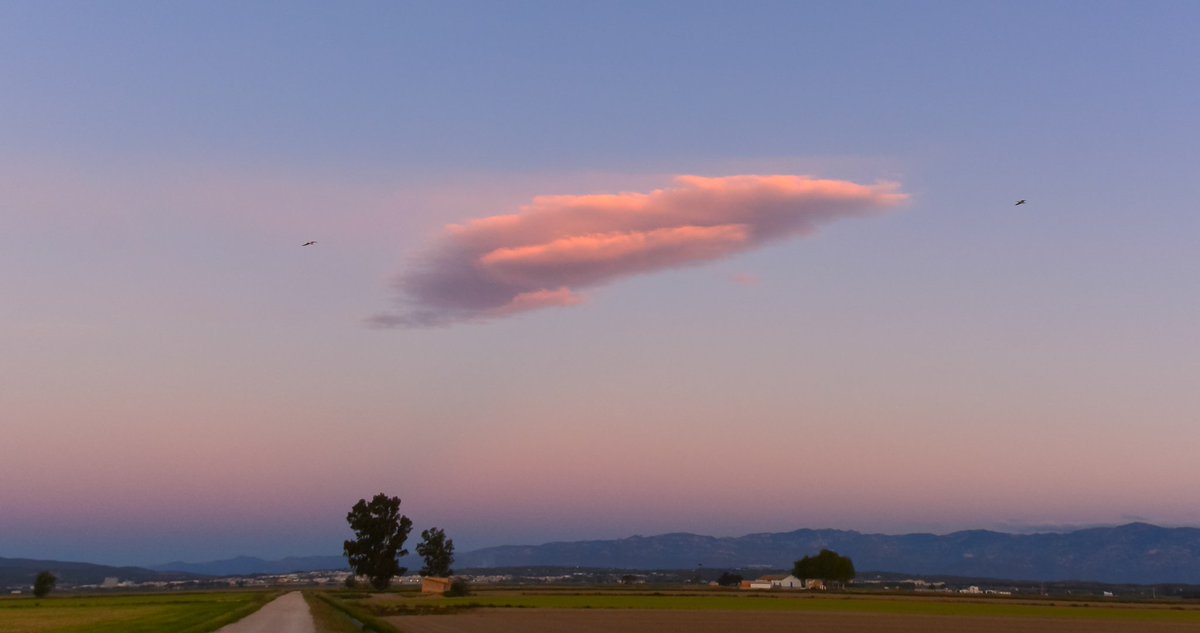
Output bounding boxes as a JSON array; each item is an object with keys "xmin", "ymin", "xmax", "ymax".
[{"xmin": 215, "ymin": 591, "xmax": 316, "ymax": 633}]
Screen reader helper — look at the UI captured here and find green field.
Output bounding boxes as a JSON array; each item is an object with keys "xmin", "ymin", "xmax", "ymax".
[
  {"xmin": 350, "ymin": 589, "xmax": 1200, "ymax": 624},
  {"xmin": 0, "ymin": 591, "xmax": 277, "ymax": 633}
]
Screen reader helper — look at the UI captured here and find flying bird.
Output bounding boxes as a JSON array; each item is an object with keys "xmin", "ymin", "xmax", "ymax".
[
  {"xmin": 302, "ymin": 241, "xmax": 317, "ymax": 246},
  {"xmin": 1014, "ymin": 199, "xmax": 1026, "ymax": 206}
]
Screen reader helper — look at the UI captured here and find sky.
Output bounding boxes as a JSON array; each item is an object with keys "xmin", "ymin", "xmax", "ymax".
[{"xmin": 2, "ymin": 1, "xmax": 1198, "ymax": 567}]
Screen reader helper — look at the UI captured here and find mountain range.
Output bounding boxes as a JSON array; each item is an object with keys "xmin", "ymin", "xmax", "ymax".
[
  {"xmin": 149, "ymin": 555, "xmax": 349, "ymax": 576},
  {"xmin": 454, "ymin": 523, "xmax": 1200, "ymax": 584},
  {"xmin": 0, "ymin": 557, "xmax": 199, "ymax": 587},
  {"xmin": 9, "ymin": 523, "xmax": 1199, "ymax": 585}
]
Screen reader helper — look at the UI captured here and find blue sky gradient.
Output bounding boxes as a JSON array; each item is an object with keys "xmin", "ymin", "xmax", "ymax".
[{"xmin": 2, "ymin": 2, "xmax": 1198, "ymax": 566}]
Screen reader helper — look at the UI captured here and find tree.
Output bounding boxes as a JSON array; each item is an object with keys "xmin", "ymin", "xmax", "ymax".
[
  {"xmin": 716, "ymin": 572, "xmax": 744, "ymax": 587},
  {"xmin": 415, "ymin": 527, "xmax": 455, "ymax": 577},
  {"xmin": 445, "ymin": 578, "xmax": 471, "ymax": 597},
  {"xmin": 343, "ymin": 493, "xmax": 413, "ymax": 591},
  {"xmin": 33, "ymin": 571, "xmax": 56, "ymax": 598},
  {"xmin": 793, "ymin": 549, "xmax": 856, "ymax": 588}
]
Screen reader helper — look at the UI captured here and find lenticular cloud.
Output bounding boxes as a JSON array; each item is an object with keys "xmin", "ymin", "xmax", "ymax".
[{"xmin": 371, "ymin": 174, "xmax": 906, "ymax": 327}]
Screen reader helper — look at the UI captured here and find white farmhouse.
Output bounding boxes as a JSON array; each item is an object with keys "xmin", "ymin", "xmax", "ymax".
[{"xmin": 769, "ymin": 574, "xmax": 805, "ymax": 589}]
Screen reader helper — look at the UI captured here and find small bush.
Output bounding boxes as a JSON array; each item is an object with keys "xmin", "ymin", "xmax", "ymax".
[
  {"xmin": 33, "ymin": 572, "xmax": 57, "ymax": 598},
  {"xmin": 446, "ymin": 579, "xmax": 471, "ymax": 597}
]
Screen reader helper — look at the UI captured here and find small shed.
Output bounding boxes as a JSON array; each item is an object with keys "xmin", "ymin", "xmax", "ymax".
[{"xmin": 420, "ymin": 576, "xmax": 452, "ymax": 594}]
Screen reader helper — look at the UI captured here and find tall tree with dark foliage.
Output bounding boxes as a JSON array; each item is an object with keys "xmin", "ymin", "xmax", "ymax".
[
  {"xmin": 343, "ymin": 493, "xmax": 413, "ymax": 590},
  {"xmin": 416, "ymin": 527, "xmax": 455, "ymax": 577}
]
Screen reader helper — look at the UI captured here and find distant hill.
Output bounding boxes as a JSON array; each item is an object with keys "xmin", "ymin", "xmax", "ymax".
[
  {"xmin": 0, "ymin": 557, "xmax": 199, "ymax": 588},
  {"xmin": 138, "ymin": 523, "xmax": 1200, "ymax": 584},
  {"xmin": 456, "ymin": 523, "xmax": 1200, "ymax": 584},
  {"xmin": 151, "ymin": 555, "xmax": 351, "ymax": 576}
]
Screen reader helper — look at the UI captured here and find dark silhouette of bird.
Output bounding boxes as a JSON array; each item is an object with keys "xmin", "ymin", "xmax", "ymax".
[
  {"xmin": 1014, "ymin": 199, "xmax": 1027, "ymax": 206},
  {"xmin": 302, "ymin": 241, "xmax": 317, "ymax": 246}
]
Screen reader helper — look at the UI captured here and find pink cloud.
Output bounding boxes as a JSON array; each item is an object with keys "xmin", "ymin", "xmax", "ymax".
[
  {"xmin": 371, "ymin": 174, "xmax": 906, "ymax": 327},
  {"xmin": 495, "ymin": 287, "xmax": 587, "ymax": 316},
  {"xmin": 732, "ymin": 273, "xmax": 761, "ymax": 286}
]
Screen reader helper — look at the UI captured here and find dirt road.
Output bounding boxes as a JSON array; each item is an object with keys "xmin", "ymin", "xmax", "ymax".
[{"xmin": 215, "ymin": 591, "xmax": 316, "ymax": 633}]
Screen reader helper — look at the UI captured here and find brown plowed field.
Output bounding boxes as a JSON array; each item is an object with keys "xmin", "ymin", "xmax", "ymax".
[{"xmin": 388, "ymin": 608, "xmax": 1200, "ymax": 633}]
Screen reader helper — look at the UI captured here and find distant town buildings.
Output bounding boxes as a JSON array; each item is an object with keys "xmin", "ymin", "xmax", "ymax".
[{"xmin": 0, "ymin": 567, "xmax": 1130, "ymax": 600}]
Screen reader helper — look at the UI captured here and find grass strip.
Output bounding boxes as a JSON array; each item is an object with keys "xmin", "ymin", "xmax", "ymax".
[
  {"xmin": 304, "ymin": 591, "xmax": 367, "ymax": 633},
  {"xmin": 312, "ymin": 592, "xmax": 402, "ymax": 633}
]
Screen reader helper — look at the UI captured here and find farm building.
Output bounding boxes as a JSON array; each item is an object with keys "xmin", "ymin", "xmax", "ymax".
[
  {"xmin": 420, "ymin": 576, "xmax": 452, "ymax": 594},
  {"xmin": 744, "ymin": 574, "xmax": 822, "ymax": 590},
  {"xmin": 768, "ymin": 574, "xmax": 805, "ymax": 589}
]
